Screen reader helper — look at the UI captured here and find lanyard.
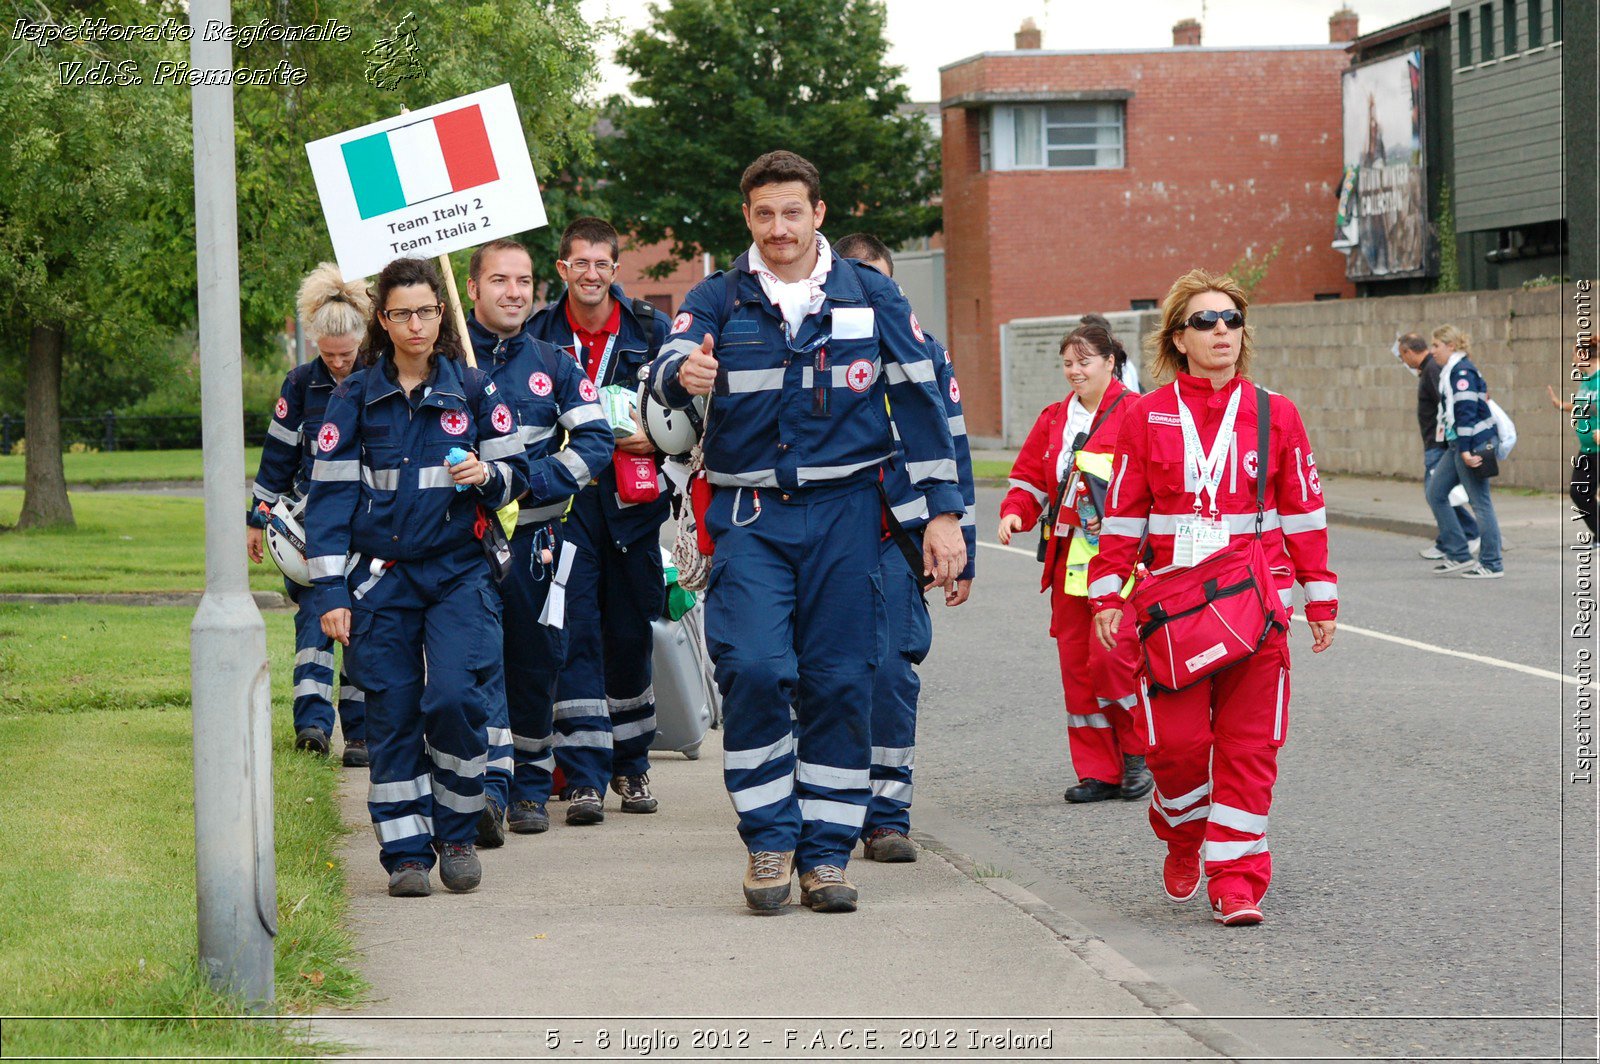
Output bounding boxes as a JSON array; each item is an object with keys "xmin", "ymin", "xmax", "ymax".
[
  {"xmin": 571, "ymin": 331, "xmax": 618, "ymax": 385},
  {"xmin": 1174, "ymin": 383, "xmax": 1242, "ymax": 517}
]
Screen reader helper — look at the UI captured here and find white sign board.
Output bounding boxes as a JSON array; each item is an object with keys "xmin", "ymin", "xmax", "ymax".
[{"xmin": 305, "ymin": 84, "xmax": 546, "ymax": 280}]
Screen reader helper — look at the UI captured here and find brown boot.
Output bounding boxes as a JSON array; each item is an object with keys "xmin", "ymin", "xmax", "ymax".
[
  {"xmin": 799, "ymin": 865, "xmax": 858, "ymax": 913},
  {"xmin": 742, "ymin": 850, "xmax": 794, "ymax": 912}
]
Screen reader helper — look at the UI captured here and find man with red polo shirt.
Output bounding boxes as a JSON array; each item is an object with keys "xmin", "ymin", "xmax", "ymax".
[{"xmin": 525, "ymin": 217, "xmax": 671, "ymax": 825}]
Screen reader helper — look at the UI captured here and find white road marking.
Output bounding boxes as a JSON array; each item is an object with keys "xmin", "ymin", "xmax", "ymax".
[{"xmin": 978, "ymin": 539, "xmax": 1593, "ymax": 690}]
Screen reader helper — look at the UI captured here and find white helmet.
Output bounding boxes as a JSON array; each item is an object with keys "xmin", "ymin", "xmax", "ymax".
[
  {"xmin": 266, "ymin": 496, "xmax": 312, "ymax": 586},
  {"xmin": 637, "ymin": 384, "xmax": 705, "ymax": 457}
]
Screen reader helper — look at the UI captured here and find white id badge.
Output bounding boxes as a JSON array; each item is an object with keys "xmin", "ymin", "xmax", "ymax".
[{"xmin": 1173, "ymin": 516, "xmax": 1230, "ymax": 567}]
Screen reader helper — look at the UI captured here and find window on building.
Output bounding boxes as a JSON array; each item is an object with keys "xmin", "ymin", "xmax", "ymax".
[
  {"xmin": 1313, "ymin": 293, "xmax": 1344, "ymax": 301},
  {"xmin": 1129, "ymin": 299, "xmax": 1158, "ymax": 311},
  {"xmin": 1480, "ymin": 3, "xmax": 1495, "ymax": 57},
  {"xmin": 977, "ymin": 109, "xmax": 992, "ymax": 171},
  {"xmin": 1553, "ymin": 0, "xmax": 1562, "ymax": 40},
  {"xmin": 1458, "ymin": 9, "xmax": 1473, "ymax": 64},
  {"xmin": 1503, "ymin": 0, "xmax": 1518, "ymax": 53},
  {"xmin": 989, "ymin": 102, "xmax": 1125, "ymax": 170},
  {"xmin": 1528, "ymin": 0, "xmax": 1542, "ymax": 45}
]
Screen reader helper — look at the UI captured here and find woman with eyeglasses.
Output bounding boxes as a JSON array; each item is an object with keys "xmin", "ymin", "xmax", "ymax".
[
  {"xmin": 999, "ymin": 322, "xmax": 1151, "ymax": 807},
  {"xmin": 303, "ymin": 256, "xmax": 530, "ymax": 898},
  {"xmin": 1087, "ymin": 268, "xmax": 1337, "ymax": 927},
  {"xmin": 247, "ymin": 263, "xmax": 373, "ymax": 765}
]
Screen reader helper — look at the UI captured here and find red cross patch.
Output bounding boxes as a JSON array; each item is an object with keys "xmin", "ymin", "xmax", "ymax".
[
  {"xmin": 672, "ymin": 312, "xmax": 693, "ymax": 335},
  {"xmin": 317, "ymin": 423, "xmax": 339, "ymax": 453},
  {"xmin": 1455, "ymin": 377, "xmax": 1468, "ymax": 390},
  {"xmin": 440, "ymin": 410, "xmax": 469, "ymax": 436},
  {"xmin": 846, "ymin": 359, "xmax": 875, "ymax": 393},
  {"xmin": 274, "ymin": 397, "xmax": 289, "ymax": 420},
  {"xmin": 490, "ymin": 403, "xmax": 513, "ymax": 433},
  {"xmin": 1243, "ymin": 449, "xmax": 1259, "ymax": 478},
  {"xmin": 529, "ymin": 372, "xmax": 552, "ymax": 397},
  {"xmin": 579, "ymin": 378, "xmax": 599, "ymax": 402},
  {"xmin": 909, "ymin": 312, "xmax": 925, "ymax": 343},
  {"xmin": 948, "ymin": 377, "xmax": 961, "ymax": 404}
]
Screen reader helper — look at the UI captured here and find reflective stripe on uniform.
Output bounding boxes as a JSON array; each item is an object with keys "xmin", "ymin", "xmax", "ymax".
[
  {"xmin": 267, "ymin": 420, "xmax": 300, "ymax": 446},
  {"xmin": 798, "ymin": 798, "xmax": 867, "ymax": 827},
  {"xmin": 312, "ymin": 459, "xmax": 360, "ymax": 482},
  {"xmin": 796, "ymin": 761, "xmax": 870, "ymax": 789},
  {"xmin": 368, "ymin": 773, "xmax": 431, "ymax": 804},
  {"xmin": 725, "ymin": 733, "xmax": 795, "ymax": 770}
]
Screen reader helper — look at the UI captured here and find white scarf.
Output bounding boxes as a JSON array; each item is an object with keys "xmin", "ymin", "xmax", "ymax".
[{"xmin": 747, "ymin": 233, "xmax": 832, "ymax": 334}]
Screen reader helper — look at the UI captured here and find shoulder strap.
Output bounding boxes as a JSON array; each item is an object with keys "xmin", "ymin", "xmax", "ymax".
[
  {"xmin": 1085, "ymin": 390, "xmax": 1128, "ymax": 446},
  {"xmin": 1255, "ymin": 385, "xmax": 1270, "ymax": 535},
  {"xmin": 720, "ymin": 268, "xmax": 740, "ymax": 325}
]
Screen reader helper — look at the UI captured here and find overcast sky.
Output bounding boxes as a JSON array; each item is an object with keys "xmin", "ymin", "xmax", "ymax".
[{"xmin": 577, "ymin": 0, "xmax": 1448, "ymax": 102}]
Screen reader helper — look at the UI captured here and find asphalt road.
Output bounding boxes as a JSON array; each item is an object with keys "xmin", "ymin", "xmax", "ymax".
[{"xmin": 911, "ymin": 485, "xmax": 1595, "ymax": 1063}]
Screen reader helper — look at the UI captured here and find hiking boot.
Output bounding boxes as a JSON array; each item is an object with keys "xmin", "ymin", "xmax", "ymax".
[
  {"xmin": 799, "ymin": 865, "xmax": 858, "ymax": 913},
  {"xmin": 862, "ymin": 828, "xmax": 918, "ymax": 863},
  {"xmin": 507, "ymin": 800, "xmax": 550, "ymax": 834},
  {"xmin": 1064, "ymin": 778, "xmax": 1120, "ymax": 803},
  {"xmin": 1119, "ymin": 755, "xmax": 1155, "ymax": 800},
  {"xmin": 565, "ymin": 786, "xmax": 605, "ymax": 825},
  {"xmin": 294, "ymin": 726, "xmax": 330, "ymax": 756},
  {"xmin": 1212, "ymin": 893, "xmax": 1265, "ymax": 926},
  {"xmin": 340, "ymin": 739, "xmax": 369, "ymax": 768},
  {"xmin": 1163, "ymin": 849, "xmax": 1203, "ymax": 904},
  {"xmin": 476, "ymin": 799, "xmax": 507, "ymax": 849},
  {"xmin": 610, "ymin": 773, "xmax": 659, "ymax": 814},
  {"xmin": 436, "ymin": 842, "xmax": 481, "ymax": 893},
  {"xmin": 742, "ymin": 850, "xmax": 795, "ymax": 912},
  {"xmin": 387, "ymin": 860, "xmax": 431, "ymax": 898}
]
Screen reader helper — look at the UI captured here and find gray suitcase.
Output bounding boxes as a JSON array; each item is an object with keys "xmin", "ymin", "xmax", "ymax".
[{"xmin": 650, "ymin": 604, "xmax": 714, "ymax": 759}]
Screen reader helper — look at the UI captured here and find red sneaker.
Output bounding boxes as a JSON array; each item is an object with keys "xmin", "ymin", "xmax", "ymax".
[
  {"xmin": 1211, "ymin": 894, "xmax": 1264, "ymax": 926},
  {"xmin": 1162, "ymin": 851, "xmax": 1202, "ymax": 903}
]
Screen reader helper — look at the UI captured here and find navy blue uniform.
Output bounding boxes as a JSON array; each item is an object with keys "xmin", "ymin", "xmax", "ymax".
[
  {"xmin": 250, "ymin": 358, "xmax": 365, "ymax": 745},
  {"xmin": 304, "ymin": 353, "xmax": 529, "ymax": 873},
  {"xmin": 649, "ymin": 251, "xmax": 961, "ymax": 873},
  {"xmin": 467, "ymin": 314, "xmax": 614, "ymax": 814},
  {"xmin": 867, "ymin": 332, "xmax": 976, "ymax": 840},
  {"xmin": 524, "ymin": 286, "xmax": 670, "ymax": 791}
]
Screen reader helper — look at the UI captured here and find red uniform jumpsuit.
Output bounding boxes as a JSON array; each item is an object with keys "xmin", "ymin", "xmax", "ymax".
[
  {"xmin": 1001, "ymin": 378, "xmax": 1144, "ymax": 786},
  {"xmin": 1087, "ymin": 373, "xmax": 1337, "ymax": 905}
]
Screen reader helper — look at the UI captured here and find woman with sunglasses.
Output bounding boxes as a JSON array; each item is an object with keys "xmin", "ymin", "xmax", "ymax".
[
  {"xmin": 999, "ymin": 322, "xmax": 1151, "ymax": 806},
  {"xmin": 304, "ymin": 256, "xmax": 530, "ymax": 898},
  {"xmin": 1088, "ymin": 269, "xmax": 1338, "ymax": 927}
]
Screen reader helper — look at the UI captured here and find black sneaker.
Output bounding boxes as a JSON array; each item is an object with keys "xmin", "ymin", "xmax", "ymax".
[
  {"xmin": 507, "ymin": 800, "xmax": 550, "ymax": 834},
  {"xmin": 1119, "ymin": 755, "xmax": 1155, "ymax": 800},
  {"xmin": 610, "ymin": 773, "xmax": 658, "ymax": 814},
  {"xmin": 341, "ymin": 739, "xmax": 369, "ymax": 768},
  {"xmin": 476, "ymin": 799, "xmax": 507, "ymax": 848},
  {"xmin": 565, "ymin": 786, "xmax": 605, "ymax": 825},
  {"xmin": 436, "ymin": 842, "xmax": 481, "ymax": 893},
  {"xmin": 1064, "ymin": 778, "xmax": 1120, "ymax": 803},
  {"xmin": 294, "ymin": 727, "xmax": 330, "ymax": 756},
  {"xmin": 387, "ymin": 860, "xmax": 431, "ymax": 898}
]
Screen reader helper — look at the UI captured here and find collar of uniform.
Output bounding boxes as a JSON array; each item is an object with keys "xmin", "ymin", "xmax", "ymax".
[
  {"xmin": 725, "ymin": 251, "xmax": 867, "ymax": 308},
  {"xmin": 307, "ymin": 356, "xmax": 337, "ymax": 389},
  {"xmin": 467, "ymin": 311, "xmax": 525, "ymax": 365},
  {"xmin": 1175, "ymin": 370, "xmax": 1249, "ymax": 407},
  {"xmin": 366, "ymin": 353, "xmax": 466, "ymax": 406}
]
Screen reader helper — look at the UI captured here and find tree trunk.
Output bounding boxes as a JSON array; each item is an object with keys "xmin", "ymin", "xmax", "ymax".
[{"xmin": 17, "ymin": 322, "xmax": 74, "ymax": 530}]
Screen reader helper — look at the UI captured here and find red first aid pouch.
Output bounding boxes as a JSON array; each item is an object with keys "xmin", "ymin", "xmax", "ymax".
[
  {"xmin": 690, "ymin": 470, "xmax": 715, "ymax": 555},
  {"xmin": 614, "ymin": 453, "xmax": 662, "ymax": 505}
]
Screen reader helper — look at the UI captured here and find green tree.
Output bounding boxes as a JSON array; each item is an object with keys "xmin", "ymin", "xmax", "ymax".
[{"xmin": 604, "ymin": 0, "xmax": 940, "ymax": 273}]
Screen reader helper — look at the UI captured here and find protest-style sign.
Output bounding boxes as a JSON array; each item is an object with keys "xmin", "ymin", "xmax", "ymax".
[{"xmin": 305, "ymin": 84, "xmax": 546, "ymax": 281}]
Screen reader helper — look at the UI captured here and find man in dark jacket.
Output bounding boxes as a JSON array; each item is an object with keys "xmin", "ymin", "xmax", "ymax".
[{"xmin": 1397, "ymin": 333, "xmax": 1478, "ymax": 559}]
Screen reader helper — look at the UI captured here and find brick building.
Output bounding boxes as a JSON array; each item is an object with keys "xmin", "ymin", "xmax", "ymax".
[{"xmin": 941, "ymin": 18, "xmax": 1360, "ymax": 442}]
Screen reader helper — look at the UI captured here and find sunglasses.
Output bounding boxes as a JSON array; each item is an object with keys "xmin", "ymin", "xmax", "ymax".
[{"xmin": 1183, "ymin": 309, "xmax": 1245, "ymax": 331}]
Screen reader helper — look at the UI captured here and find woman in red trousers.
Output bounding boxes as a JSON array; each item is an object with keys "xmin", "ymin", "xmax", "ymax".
[
  {"xmin": 1089, "ymin": 269, "xmax": 1337, "ymax": 927},
  {"xmin": 999, "ymin": 322, "xmax": 1152, "ymax": 805}
]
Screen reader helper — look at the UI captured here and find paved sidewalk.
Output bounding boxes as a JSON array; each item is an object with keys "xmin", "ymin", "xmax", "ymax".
[{"xmin": 309, "ymin": 729, "xmax": 1242, "ymax": 1062}]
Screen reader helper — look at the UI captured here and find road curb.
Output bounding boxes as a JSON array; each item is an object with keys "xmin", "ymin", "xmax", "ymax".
[
  {"xmin": 1323, "ymin": 508, "xmax": 1437, "ymax": 539},
  {"xmin": 0, "ymin": 590, "xmax": 291, "ymax": 609},
  {"xmin": 912, "ymin": 827, "xmax": 1270, "ymax": 1064}
]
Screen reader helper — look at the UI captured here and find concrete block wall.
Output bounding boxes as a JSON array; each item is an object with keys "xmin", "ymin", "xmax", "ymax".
[{"xmin": 999, "ymin": 286, "xmax": 1579, "ymax": 492}]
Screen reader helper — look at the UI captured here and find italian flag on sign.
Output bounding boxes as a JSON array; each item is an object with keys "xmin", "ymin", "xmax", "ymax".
[{"xmin": 340, "ymin": 104, "xmax": 499, "ymax": 220}]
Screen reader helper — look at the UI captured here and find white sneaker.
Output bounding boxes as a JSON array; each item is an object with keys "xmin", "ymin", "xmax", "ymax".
[
  {"xmin": 1431, "ymin": 558, "xmax": 1475, "ymax": 574},
  {"xmin": 1419, "ymin": 545, "xmax": 1446, "ymax": 559},
  {"xmin": 1460, "ymin": 563, "xmax": 1504, "ymax": 579},
  {"xmin": 1467, "ymin": 538, "xmax": 1481, "ymax": 555}
]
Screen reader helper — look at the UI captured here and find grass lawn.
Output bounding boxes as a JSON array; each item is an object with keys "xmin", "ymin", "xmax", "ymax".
[
  {"xmin": 0, "ymin": 603, "xmax": 362, "ymax": 1056},
  {"xmin": 972, "ymin": 458, "xmax": 1012, "ymax": 482},
  {"xmin": 0, "ymin": 448, "xmax": 263, "ymax": 486},
  {"xmin": 0, "ymin": 490, "xmax": 285, "ymax": 595}
]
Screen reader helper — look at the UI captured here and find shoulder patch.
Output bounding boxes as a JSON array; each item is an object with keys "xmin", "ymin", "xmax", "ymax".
[
  {"xmin": 672, "ymin": 312, "xmax": 693, "ymax": 335},
  {"xmin": 1455, "ymin": 377, "xmax": 1469, "ymax": 390},
  {"xmin": 909, "ymin": 312, "xmax": 925, "ymax": 343},
  {"xmin": 578, "ymin": 378, "xmax": 599, "ymax": 403},
  {"xmin": 490, "ymin": 403, "xmax": 513, "ymax": 433},
  {"xmin": 317, "ymin": 423, "xmax": 340, "ymax": 453},
  {"xmin": 274, "ymin": 396, "xmax": 289, "ymax": 420},
  {"xmin": 948, "ymin": 376, "xmax": 961, "ymax": 404}
]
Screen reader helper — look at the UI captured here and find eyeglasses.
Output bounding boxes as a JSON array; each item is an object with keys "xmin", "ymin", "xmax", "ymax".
[
  {"xmin": 559, "ymin": 259, "xmax": 617, "ymax": 276},
  {"xmin": 382, "ymin": 304, "xmax": 443, "ymax": 323},
  {"xmin": 1183, "ymin": 309, "xmax": 1245, "ymax": 331}
]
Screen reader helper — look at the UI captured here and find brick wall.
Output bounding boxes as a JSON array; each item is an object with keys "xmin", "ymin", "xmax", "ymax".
[
  {"xmin": 998, "ymin": 285, "xmax": 1577, "ymax": 492},
  {"xmin": 613, "ymin": 237, "xmax": 713, "ymax": 317},
  {"xmin": 943, "ymin": 46, "xmax": 1358, "ymax": 438}
]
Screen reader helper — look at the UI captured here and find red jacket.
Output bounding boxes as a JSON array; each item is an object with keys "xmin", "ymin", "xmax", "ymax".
[
  {"xmin": 1086, "ymin": 373, "xmax": 1338, "ymax": 623},
  {"xmin": 1001, "ymin": 378, "xmax": 1135, "ymax": 592}
]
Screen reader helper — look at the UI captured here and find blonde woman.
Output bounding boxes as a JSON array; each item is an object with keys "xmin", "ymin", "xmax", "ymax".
[
  {"xmin": 1424, "ymin": 325, "xmax": 1504, "ymax": 578},
  {"xmin": 247, "ymin": 264, "xmax": 373, "ymax": 763}
]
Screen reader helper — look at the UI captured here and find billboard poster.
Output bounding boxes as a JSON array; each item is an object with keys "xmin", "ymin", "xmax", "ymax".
[{"xmin": 1338, "ymin": 49, "xmax": 1430, "ymax": 280}]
